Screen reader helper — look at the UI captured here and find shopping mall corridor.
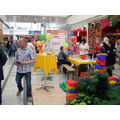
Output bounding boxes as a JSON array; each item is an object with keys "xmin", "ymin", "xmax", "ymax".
[{"xmin": 1, "ymin": 57, "xmax": 120, "ymax": 105}]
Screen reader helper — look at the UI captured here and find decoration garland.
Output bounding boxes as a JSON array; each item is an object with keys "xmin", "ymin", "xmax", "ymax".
[{"xmin": 107, "ymin": 15, "xmax": 120, "ymax": 27}]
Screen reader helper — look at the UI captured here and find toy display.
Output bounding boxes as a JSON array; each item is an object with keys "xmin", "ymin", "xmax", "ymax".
[
  {"xmin": 66, "ymin": 80, "xmax": 79, "ymax": 102},
  {"xmin": 95, "ymin": 55, "xmax": 107, "ymax": 74}
]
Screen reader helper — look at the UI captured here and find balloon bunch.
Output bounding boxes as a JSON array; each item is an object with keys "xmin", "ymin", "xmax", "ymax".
[
  {"xmin": 71, "ymin": 36, "xmax": 77, "ymax": 42},
  {"xmin": 95, "ymin": 55, "xmax": 107, "ymax": 74},
  {"xmin": 108, "ymin": 77, "xmax": 120, "ymax": 85},
  {"xmin": 37, "ymin": 41, "xmax": 44, "ymax": 50},
  {"xmin": 38, "ymin": 34, "xmax": 45, "ymax": 41},
  {"xmin": 69, "ymin": 36, "xmax": 77, "ymax": 53},
  {"xmin": 70, "ymin": 47, "xmax": 74, "ymax": 53},
  {"xmin": 38, "ymin": 33, "xmax": 52, "ymax": 41}
]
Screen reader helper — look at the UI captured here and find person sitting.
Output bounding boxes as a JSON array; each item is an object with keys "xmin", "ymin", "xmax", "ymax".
[{"xmin": 58, "ymin": 46, "xmax": 71, "ymax": 74}]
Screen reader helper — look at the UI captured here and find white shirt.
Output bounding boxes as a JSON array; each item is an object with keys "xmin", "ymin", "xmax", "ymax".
[{"xmin": 79, "ymin": 43, "xmax": 89, "ymax": 55}]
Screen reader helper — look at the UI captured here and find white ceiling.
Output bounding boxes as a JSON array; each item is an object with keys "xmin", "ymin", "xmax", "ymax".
[{"xmin": 5, "ymin": 15, "xmax": 69, "ymax": 23}]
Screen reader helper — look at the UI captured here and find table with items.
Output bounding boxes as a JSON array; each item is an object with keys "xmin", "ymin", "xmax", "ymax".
[
  {"xmin": 67, "ymin": 57, "xmax": 97, "ymax": 80},
  {"xmin": 34, "ymin": 53, "xmax": 58, "ymax": 91}
]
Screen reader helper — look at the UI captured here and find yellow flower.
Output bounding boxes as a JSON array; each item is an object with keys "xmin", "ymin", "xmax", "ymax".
[
  {"xmin": 90, "ymin": 76, "xmax": 94, "ymax": 78},
  {"xmin": 109, "ymin": 80, "xmax": 117, "ymax": 85}
]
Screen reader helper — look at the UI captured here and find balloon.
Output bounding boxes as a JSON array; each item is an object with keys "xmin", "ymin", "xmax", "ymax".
[
  {"xmin": 46, "ymin": 33, "xmax": 51, "ymax": 40},
  {"xmin": 116, "ymin": 29, "xmax": 119, "ymax": 33},
  {"xmin": 71, "ymin": 36, "xmax": 77, "ymax": 42},
  {"xmin": 71, "ymin": 42, "xmax": 75, "ymax": 47},
  {"xmin": 70, "ymin": 32, "xmax": 74, "ymax": 36},
  {"xmin": 68, "ymin": 51, "xmax": 72, "ymax": 55},
  {"xmin": 70, "ymin": 47, "xmax": 74, "ymax": 53},
  {"xmin": 37, "ymin": 41, "xmax": 44, "ymax": 46},
  {"xmin": 64, "ymin": 43, "xmax": 69, "ymax": 48},
  {"xmin": 37, "ymin": 44, "xmax": 43, "ymax": 50},
  {"xmin": 40, "ymin": 41, "xmax": 44, "ymax": 44},
  {"xmin": 37, "ymin": 41, "xmax": 41, "ymax": 46},
  {"xmin": 39, "ymin": 34, "xmax": 45, "ymax": 40}
]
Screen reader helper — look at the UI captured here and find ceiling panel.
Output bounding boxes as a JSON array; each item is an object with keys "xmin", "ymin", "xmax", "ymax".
[{"xmin": 5, "ymin": 15, "xmax": 69, "ymax": 23}]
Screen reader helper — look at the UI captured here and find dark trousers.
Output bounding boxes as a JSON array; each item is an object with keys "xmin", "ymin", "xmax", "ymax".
[
  {"xmin": 107, "ymin": 65, "xmax": 114, "ymax": 76},
  {"xmin": 16, "ymin": 72, "xmax": 32, "ymax": 97},
  {"xmin": 9, "ymin": 50, "xmax": 16, "ymax": 57},
  {"xmin": 0, "ymin": 81, "xmax": 1, "ymax": 105},
  {"xmin": 11, "ymin": 50, "xmax": 16, "ymax": 57},
  {"xmin": 8, "ymin": 50, "xmax": 12, "ymax": 57},
  {"xmin": 107, "ymin": 69, "xmax": 112, "ymax": 76},
  {"xmin": 59, "ymin": 59, "xmax": 71, "ymax": 72},
  {"xmin": 93, "ymin": 53, "xmax": 98, "ymax": 58},
  {"xmin": 87, "ymin": 54, "xmax": 93, "ymax": 59}
]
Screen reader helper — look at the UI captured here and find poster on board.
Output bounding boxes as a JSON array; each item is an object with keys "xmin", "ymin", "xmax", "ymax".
[
  {"xmin": 47, "ymin": 30, "xmax": 67, "ymax": 55},
  {"xmin": 51, "ymin": 35, "xmax": 61, "ymax": 54}
]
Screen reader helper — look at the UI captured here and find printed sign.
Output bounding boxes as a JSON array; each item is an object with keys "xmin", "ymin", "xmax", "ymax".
[{"xmin": 47, "ymin": 30, "xmax": 67, "ymax": 55}]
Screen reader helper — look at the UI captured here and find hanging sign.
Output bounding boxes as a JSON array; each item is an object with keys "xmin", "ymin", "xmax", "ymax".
[{"xmin": 100, "ymin": 19, "xmax": 110, "ymax": 30}]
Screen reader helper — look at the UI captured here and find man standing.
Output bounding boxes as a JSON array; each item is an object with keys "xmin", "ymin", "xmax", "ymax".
[
  {"xmin": 0, "ymin": 45, "xmax": 7, "ymax": 105},
  {"xmin": 14, "ymin": 38, "xmax": 36, "ymax": 102}
]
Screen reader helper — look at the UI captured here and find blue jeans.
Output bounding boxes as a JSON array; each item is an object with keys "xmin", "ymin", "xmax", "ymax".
[{"xmin": 16, "ymin": 72, "xmax": 32, "ymax": 97}]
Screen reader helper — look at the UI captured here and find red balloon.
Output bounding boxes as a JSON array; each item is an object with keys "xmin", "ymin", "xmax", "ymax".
[
  {"xmin": 71, "ymin": 36, "xmax": 77, "ymax": 42},
  {"xmin": 71, "ymin": 42, "xmax": 75, "ymax": 47},
  {"xmin": 70, "ymin": 47, "xmax": 74, "ymax": 53},
  {"xmin": 38, "ymin": 44, "xmax": 43, "ymax": 50},
  {"xmin": 116, "ymin": 29, "xmax": 119, "ymax": 33}
]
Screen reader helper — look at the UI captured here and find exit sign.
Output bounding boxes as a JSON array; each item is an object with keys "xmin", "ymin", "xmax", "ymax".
[{"xmin": 100, "ymin": 19, "xmax": 110, "ymax": 30}]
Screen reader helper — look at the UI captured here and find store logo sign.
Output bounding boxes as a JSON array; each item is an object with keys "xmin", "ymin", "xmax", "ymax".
[{"xmin": 100, "ymin": 19, "xmax": 110, "ymax": 30}]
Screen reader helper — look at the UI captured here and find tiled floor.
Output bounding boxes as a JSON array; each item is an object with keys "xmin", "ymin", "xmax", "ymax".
[
  {"xmin": 1, "ymin": 57, "xmax": 120, "ymax": 105},
  {"xmin": 2, "ymin": 57, "xmax": 14, "ymax": 86},
  {"xmin": 32, "ymin": 84, "xmax": 66, "ymax": 105}
]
